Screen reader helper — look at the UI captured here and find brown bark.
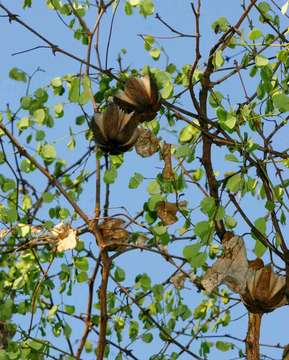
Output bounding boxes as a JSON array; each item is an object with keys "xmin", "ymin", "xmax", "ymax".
[
  {"xmin": 96, "ymin": 252, "xmax": 111, "ymax": 360},
  {"xmin": 245, "ymin": 312, "xmax": 262, "ymax": 360}
]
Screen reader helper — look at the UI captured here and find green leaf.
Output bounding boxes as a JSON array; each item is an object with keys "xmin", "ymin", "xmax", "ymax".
[
  {"xmin": 21, "ymin": 96, "xmax": 32, "ymax": 109},
  {"xmin": 179, "ymin": 124, "xmax": 199, "ymax": 143},
  {"xmin": 54, "ymin": 103, "xmax": 64, "ymax": 118},
  {"xmin": 28, "ymin": 339, "xmax": 44, "ymax": 351},
  {"xmin": 114, "ymin": 267, "xmax": 125, "ymax": 282},
  {"xmin": 150, "ymin": 48, "xmax": 161, "ymax": 60},
  {"xmin": 104, "ymin": 167, "xmax": 118, "ymax": 184},
  {"xmin": 248, "ymin": 28, "xmax": 263, "ymax": 40},
  {"xmin": 225, "ymin": 154, "xmax": 240, "ymax": 162},
  {"xmin": 255, "ymin": 55, "xmax": 269, "ymax": 67},
  {"xmin": 42, "ymin": 192, "xmax": 54, "ymax": 203},
  {"xmin": 213, "ymin": 50, "xmax": 224, "ymax": 69},
  {"xmin": 40, "ymin": 144, "xmax": 57, "ymax": 162},
  {"xmin": 9, "ymin": 67, "xmax": 27, "ymax": 82},
  {"xmin": 281, "ymin": 0, "xmax": 289, "ymax": 14},
  {"xmin": 17, "ymin": 117, "xmax": 30, "ymax": 131},
  {"xmin": 79, "ymin": 75, "xmax": 92, "ymax": 105},
  {"xmin": 63, "ymin": 323, "xmax": 72, "ymax": 338},
  {"xmin": 216, "ymin": 341, "xmax": 233, "ymax": 352},
  {"xmin": 64, "ymin": 305, "xmax": 75, "ymax": 314},
  {"xmin": 129, "ymin": 321, "xmax": 139, "ymax": 340},
  {"xmin": 190, "ymin": 253, "xmax": 207, "ymax": 268},
  {"xmin": 76, "ymin": 271, "xmax": 88, "ymax": 283},
  {"xmin": 209, "ymin": 91, "xmax": 223, "ymax": 108},
  {"xmin": 272, "ymin": 93, "xmax": 289, "ymax": 112},
  {"xmin": 183, "ymin": 243, "xmax": 202, "ymax": 260},
  {"xmin": 69, "ymin": 77, "xmax": 81, "ymax": 103},
  {"xmin": 140, "ymin": 0, "xmax": 154, "ymax": 16},
  {"xmin": 253, "ymin": 217, "xmax": 267, "ymax": 257},
  {"xmin": 129, "ymin": 172, "xmax": 144, "ymax": 189},
  {"xmin": 51, "ymin": 77, "xmax": 62, "ymax": 87},
  {"xmin": 200, "ymin": 197, "xmax": 216, "ymax": 216},
  {"xmin": 161, "ymin": 81, "xmax": 173, "ymax": 99},
  {"xmin": 20, "ymin": 159, "xmax": 34, "ymax": 173},
  {"xmin": 147, "ymin": 194, "xmax": 163, "ymax": 211},
  {"xmin": 33, "ymin": 109, "xmax": 46, "ymax": 125},
  {"xmin": 147, "ymin": 180, "xmax": 161, "ymax": 195},
  {"xmin": 75, "ymin": 257, "xmax": 89, "ymax": 271},
  {"xmin": 226, "ymin": 174, "xmax": 243, "ymax": 193},
  {"xmin": 142, "ymin": 332, "xmax": 153, "ymax": 343}
]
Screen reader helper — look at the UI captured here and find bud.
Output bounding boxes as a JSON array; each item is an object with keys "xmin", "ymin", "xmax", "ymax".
[
  {"xmin": 114, "ymin": 74, "xmax": 160, "ymax": 122},
  {"xmin": 91, "ymin": 104, "xmax": 139, "ymax": 155}
]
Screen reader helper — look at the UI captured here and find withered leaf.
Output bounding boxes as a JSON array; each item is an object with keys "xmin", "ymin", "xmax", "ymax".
[
  {"xmin": 98, "ymin": 218, "xmax": 130, "ymax": 251},
  {"xmin": 135, "ymin": 128, "xmax": 159, "ymax": 157},
  {"xmin": 156, "ymin": 201, "xmax": 178, "ymax": 225},
  {"xmin": 161, "ymin": 143, "xmax": 174, "ymax": 180}
]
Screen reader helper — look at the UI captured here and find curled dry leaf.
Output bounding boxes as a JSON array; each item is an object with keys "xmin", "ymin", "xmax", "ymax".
[
  {"xmin": 98, "ymin": 218, "xmax": 130, "ymax": 251},
  {"xmin": 161, "ymin": 143, "xmax": 174, "ymax": 180},
  {"xmin": 135, "ymin": 128, "xmax": 159, "ymax": 157},
  {"xmin": 50, "ymin": 222, "xmax": 78, "ymax": 253},
  {"xmin": 171, "ymin": 271, "xmax": 186, "ymax": 289},
  {"xmin": 156, "ymin": 200, "xmax": 187, "ymax": 225},
  {"xmin": 202, "ymin": 235, "xmax": 287, "ymax": 313},
  {"xmin": 91, "ymin": 104, "xmax": 140, "ymax": 155},
  {"xmin": 156, "ymin": 201, "xmax": 178, "ymax": 225},
  {"xmin": 114, "ymin": 74, "xmax": 160, "ymax": 122}
]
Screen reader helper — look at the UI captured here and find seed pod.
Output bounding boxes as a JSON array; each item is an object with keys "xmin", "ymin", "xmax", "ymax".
[
  {"xmin": 98, "ymin": 218, "xmax": 130, "ymax": 251},
  {"xmin": 135, "ymin": 128, "xmax": 159, "ymax": 157},
  {"xmin": 114, "ymin": 74, "xmax": 160, "ymax": 122},
  {"xmin": 91, "ymin": 104, "xmax": 140, "ymax": 155},
  {"xmin": 241, "ymin": 265, "xmax": 287, "ymax": 313}
]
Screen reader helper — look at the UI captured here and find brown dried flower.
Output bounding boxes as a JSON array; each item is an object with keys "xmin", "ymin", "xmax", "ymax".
[
  {"xmin": 92, "ymin": 104, "xmax": 139, "ymax": 155},
  {"xmin": 114, "ymin": 74, "xmax": 160, "ymax": 122},
  {"xmin": 241, "ymin": 265, "xmax": 287, "ymax": 313}
]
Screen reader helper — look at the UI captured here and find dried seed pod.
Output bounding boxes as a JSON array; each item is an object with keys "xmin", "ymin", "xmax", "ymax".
[
  {"xmin": 98, "ymin": 218, "xmax": 130, "ymax": 251},
  {"xmin": 156, "ymin": 201, "xmax": 178, "ymax": 225},
  {"xmin": 91, "ymin": 104, "xmax": 139, "ymax": 155},
  {"xmin": 135, "ymin": 128, "xmax": 159, "ymax": 157},
  {"xmin": 114, "ymin": 74, "xmax": 160, "ymax": 122},
  {"xmin": 241, "ymin": 265, "xmax": 287, "ymax": 313}
]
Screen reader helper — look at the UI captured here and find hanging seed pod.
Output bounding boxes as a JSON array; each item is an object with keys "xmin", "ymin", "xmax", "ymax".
[
  {"xmin": 98, "ymin": 218, "xmax": 130, "ymax": 251},
  {"xmin": 135, "ymin": 128, "xmax": 159, "ymax": 157},
  {"xmin": 114, "ymin": 74, "xmax": 160, "ymax": 122},
  {"xmin": 91, "ymin": 104, "xmax": 140, "ymax": 155},
  {"xmin": 241, "ymin": 265, "xmax": 287, "ymax": 313}
]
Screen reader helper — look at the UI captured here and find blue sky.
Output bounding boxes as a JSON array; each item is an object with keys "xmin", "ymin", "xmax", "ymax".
[{"xmin": 1, "ymin": 1, "xmax": 289, "ymax": 359}]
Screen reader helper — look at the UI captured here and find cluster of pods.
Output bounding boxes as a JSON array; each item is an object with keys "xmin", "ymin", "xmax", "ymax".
[{"xmin": 91, "ymin": 74, "xmax": 161, "ymax": 155}]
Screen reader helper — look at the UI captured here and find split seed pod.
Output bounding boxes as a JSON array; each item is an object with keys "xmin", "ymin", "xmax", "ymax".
[
  {"xmin": 98, "ymin": 218, "xmax": 130, "ymax": 251},
  {"xmin": 91, "ymin": 104, "xmax": 139, "ymax": 155},
  {"xmin": 241, "ymin": 265, "xmax": 287, "ymax": 313},
  {"xmin": 135, "ymin": 128, "xmax": 159, "ymax": 157},
  {"xmin": 114, "ymin": 74, "xmax": 160, "ymax": 122}
]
